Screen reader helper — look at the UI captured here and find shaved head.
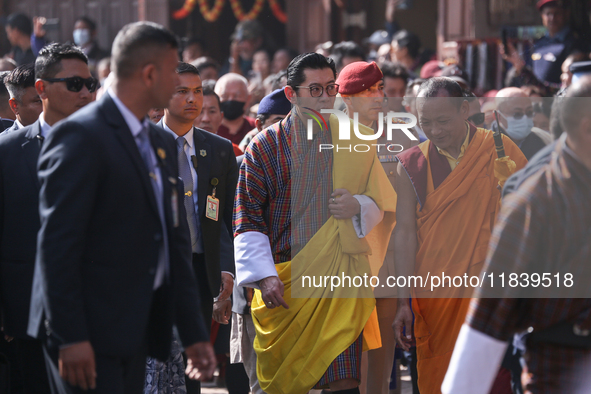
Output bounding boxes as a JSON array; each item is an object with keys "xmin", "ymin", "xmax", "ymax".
[
  {"xmin": 496, "ymin": 87, "xmax": 530, "ymax": 115},
  {"xmin": 496, "ymin": 87, "xmax": 527, "ymax": 98}
]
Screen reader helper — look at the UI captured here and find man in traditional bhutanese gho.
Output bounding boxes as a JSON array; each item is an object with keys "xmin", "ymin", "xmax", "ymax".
[{"xmin": 233, "ymin": 52, "xmax": 396, "ymax": 394}]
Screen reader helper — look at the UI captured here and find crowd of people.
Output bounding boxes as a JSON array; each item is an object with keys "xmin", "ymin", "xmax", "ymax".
[{"xmin": 0, "ymin": 0, "xmax": 590, "ymax": 393}]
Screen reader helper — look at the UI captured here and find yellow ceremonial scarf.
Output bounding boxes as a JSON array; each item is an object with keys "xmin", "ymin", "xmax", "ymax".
[{"xmin": 250, "ymin": 115, "xmax": 396, "ymax": 394}]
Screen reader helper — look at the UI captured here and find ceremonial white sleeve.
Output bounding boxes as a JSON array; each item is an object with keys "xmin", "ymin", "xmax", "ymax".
[
  {"xmin": 352, "ymin": 195, "xmax": 384, "ymax": 238},
  {"xmin": 234, "ymin": 231, "xmax": 277, "ymax": 289},
  {"xmin": 441, "ymin": 324, "xmax": 508, "ymax": 394}
]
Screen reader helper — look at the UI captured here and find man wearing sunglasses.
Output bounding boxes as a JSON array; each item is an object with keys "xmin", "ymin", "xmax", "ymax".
[
  {"xmin": 234, "ymin": 53, "xmax": 395, "ymax": 394},
  {"xmin": 495, "ymin": 87, "xmax": 548, "ymax": 160},
  {"xmin": 29, "ymin": 22, "xmax": 216, "ymax": 393},
  {"xmin": 0, "ymin": 42, "xmax": 94, "ymax": 394}
]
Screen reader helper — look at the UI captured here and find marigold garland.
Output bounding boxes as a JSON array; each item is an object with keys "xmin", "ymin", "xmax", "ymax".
[
  {"xmin": 268, "ymin": 0, "xmax": 287, "ymax": 23},
  {"xmin": 172, "ymin": 0, "xmax": 197, "ymax": 19},
  {"xmin": 173, "ymin": 0, "xmax": 225, "ymax": 21},
  {"xmin": 229, "ymin": 0, "xmax": 265, "ymax": 21},
  {"xmin": 198, "ymin": 0, "xmax": 226, "ymax": 22},
  {"xmin": 173, "ymin": 0, "xmax": 287, "ymax": 24}
]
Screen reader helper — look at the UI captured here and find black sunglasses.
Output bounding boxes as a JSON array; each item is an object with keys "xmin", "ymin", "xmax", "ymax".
[
  {"xmin": 468, "ymin": 112, "xmax": 485, "ymax": 125},
  {"xmin": 43, "ymin": 76, "xmax": 98, "ymax": 93},
  {"xmin": 512, "ymin": 109, "xmax": 534, "ymax": 119}
]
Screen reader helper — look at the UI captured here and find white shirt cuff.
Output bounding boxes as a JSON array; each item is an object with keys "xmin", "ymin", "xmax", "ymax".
[
  {"xmin": 442, "ymin": 324, "xmax": 508, "ymax": 394},
  {"xmin": 352, "ymin": 195, "xmax": 384, "ymax": 238},
  {"xmin": 234, "ymin": 231, "xmax": 277, "ymax": 289},
  {"xmin": 221, "ymin": 271, "xmax": 234, "ymax": 279}
]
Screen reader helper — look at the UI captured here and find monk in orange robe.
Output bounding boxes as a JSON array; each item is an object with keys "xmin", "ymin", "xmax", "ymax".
[{"xmin": 392, "ymin": 78, "xmax": 527, "ymax": 394}]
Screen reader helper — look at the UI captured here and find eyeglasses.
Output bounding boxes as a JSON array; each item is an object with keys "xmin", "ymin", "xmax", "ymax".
[
  {"xmin": 511, "ymin": 109, "xmax": 534, "ymax": 119},
  {"xmin": 295, "ymin": 84, "xmax": 339, "ymax": 97},
  {"xmin": 467, "ymin": 112, "xmax": 485, "ymax": 125},
  {"xmin": 43, "ymin": 76, "xmax": 99, "ymax": 93}
]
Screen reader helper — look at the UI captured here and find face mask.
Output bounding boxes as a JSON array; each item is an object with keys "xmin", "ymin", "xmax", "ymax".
[
  {"xmin": 220, "ymin": 100, "xmax": 245, "ymax": 120},
  {"xmin": 73, "ymin": 29, "xmax": 91, "ymax": 47},
  {"xmin": 504, "ymin": 114, "xmax": 533, "ymax": 140}
]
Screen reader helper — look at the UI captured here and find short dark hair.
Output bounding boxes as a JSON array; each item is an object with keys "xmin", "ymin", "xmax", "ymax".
[
  {"xmin": 191, "ymin": 56, "xmax": 220, "ymax": 73},
  {"xmin": 176, "ymin": 61, "xmax": 200, "ymax": 76},
  {"xmin": 5, "ymin": 63, "xmax": 36, "ymax": 101},
  {"xmin": 35, "ymin": 43, "xmax": 88, "ymax": 80},
  {"xmin": 111, "ymin": 21, "xmax": 178, "ymax": 79},
  {"xmin": 380, "ymin": 61, "xmax": 410, "ymax": 83},
  {"xmin": 256, "ymin": 113, "xmax": 269, "ymax": 124},
  {"xmin": 330, "ymin": 41, "xmax": 365, "ymax": 69},
  {"xmin": 75, "ymin": 16, "xmax": 97, "ymax": 32},
  {"xmin": 6, "ymin": 13, "xmax": 32, "ymax": 36},
  {"xmin": 202, "ymin": 84, "xmax": 221, "ymax": 109},
  {"xmin": 0, "ymin": 72, "xmax": 10, "ymax": 99},
  {"xmin": 463, "ymin": 90, "xmax": 477, "ymax": 101},
  {"xmin": 287, "ymin": 52, "xmax": 336, "ymax": 89},
  {"xmin": 392, "ymin": 30, "xmax": 421, "ymax": 59},
  {"xmin": 418, "ymin": 77, "xmax": 464, "ymax": 98},
  {"xmin": 417, "ymin": 77, "xmax": 465, "ymax": 109}
]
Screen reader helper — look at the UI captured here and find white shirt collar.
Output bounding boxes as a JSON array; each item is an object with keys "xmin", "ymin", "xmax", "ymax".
[
  {"xmin": 38, "ymin": 113, "xmax": 51, "ymax": 138},
  {"xmin": 15, "ymin": 119, "xmax": 24, "ymax": 129},
  {"xmin": 162, "ymin": 120, "xmax": 194, "ymax": 149},
  {"xmin": 107, "ymin": 88, "xmax": 149, "ymax": 138}
]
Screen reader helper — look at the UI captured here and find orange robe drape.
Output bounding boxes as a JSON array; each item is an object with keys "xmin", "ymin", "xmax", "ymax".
[{"xmin": 409, "ymin": 129, "xmax": 527, "ymax": 394}]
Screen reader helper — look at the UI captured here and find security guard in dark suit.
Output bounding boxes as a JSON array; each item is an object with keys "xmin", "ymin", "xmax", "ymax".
[
  {"xmin": 159, "ymin": 62, "xmax": 238, "ymax": 394},
  {"xmin": 530, "ymin": 0, "xmax": 587, "ymax": 85}
]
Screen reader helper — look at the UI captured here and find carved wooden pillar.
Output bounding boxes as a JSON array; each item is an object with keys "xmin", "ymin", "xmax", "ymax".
[
  {"xmin": 141, "ymin": 0, "xmax": 168, "ymax": 27},
  {"xmin": 286, "ymin": 0, "xmax": 331, "ymax": 53}
]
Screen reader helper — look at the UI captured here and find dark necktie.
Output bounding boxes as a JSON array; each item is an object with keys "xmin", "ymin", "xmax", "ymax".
[
  {"xmin": 136, "ymin": 126, "xmax": 169, "ymax": 287},
  {"xmin": 176, "ymin": 136, "xmax": 202, "ymax": 253}
]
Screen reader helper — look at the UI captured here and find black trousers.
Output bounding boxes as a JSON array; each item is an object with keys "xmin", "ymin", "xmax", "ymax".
[
  {"xmin": 41, "ymin": 284, "xmax": 172, "ymax": 394},
  {"xmin": 0, "ymin": 335, "xmax": 52, "ymax": 394},
  {"xmin": 193, "ymin": 252, "xmax": 213, "ymax": 326},
  {"xmin": 43, "ymin": 335, "xmax": 148, "ymax": 394},
  {"xmin": 184, "ymin": 253, "xmax": 214, "ymax": 394},
  {"xmin": 14, "ymin": 337, "xmax": 51, "ymax": 394}
]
